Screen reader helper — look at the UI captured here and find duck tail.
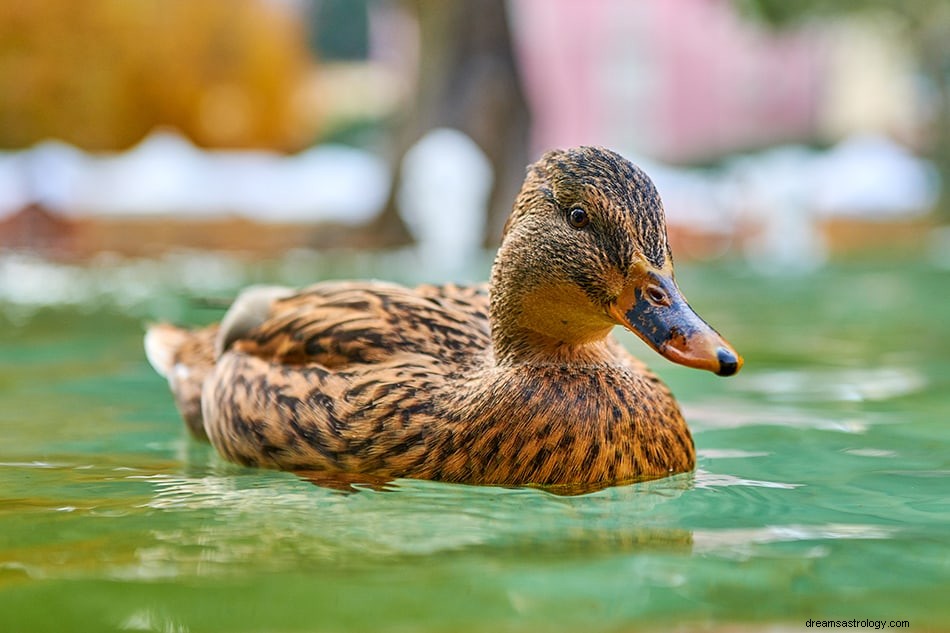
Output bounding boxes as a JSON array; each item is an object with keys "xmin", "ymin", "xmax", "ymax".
[
  {"xmin": 144, "ymin": 322, "xmax": 219, "ymax": 441},
  {"xmin": 144, "ymin": 323, "xmax": 188, "ymax": 379}
]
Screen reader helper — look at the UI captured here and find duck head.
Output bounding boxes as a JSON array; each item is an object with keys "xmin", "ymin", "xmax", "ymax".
[{"xmin": 490, "ymin": 146, "xmax": 742, "ymax": 376}]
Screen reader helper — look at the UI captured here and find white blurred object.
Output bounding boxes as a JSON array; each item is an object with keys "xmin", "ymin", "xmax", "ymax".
[
  {"xmin": 74, "ymin": 131, "xmax": 210, "ymax": 216},
  {"xmin": 208, "ymin": 143, "xmax": 390, "ymax": 223},
  {"xmin": 813, "ymin": 135, "xmax": 939, "ymax": 217},
  {"xmin": 642, "ymin": 157, "xmax": 739, "ymax": 242},
  {"xmin": 0, "ymin": 152, "xmax": 28, "ymax": 219},
  {"xmin": 720, "ymin": 136, "xmax": 939, "ymax": 272},
  {"xmin": 726, "ymin": 145, "xmax": 827, "ymax": 273},
  {"xmin": 24, "ymin": 140, "xmax": 88, "ymax": 212},
  {"xmin": 0, "ymin": 130, "xmax": 937, "ymax": 272},
  {"xmin": 397, "ymin": 128, "xmax": 492, "ymax": 274},
  {"xmin": 0, "ymin": 141, "xmax": 88, "ymax": 219},
  {"xmin": 0, "ymin": 129, "xmax": 390, "ymax": 224}
]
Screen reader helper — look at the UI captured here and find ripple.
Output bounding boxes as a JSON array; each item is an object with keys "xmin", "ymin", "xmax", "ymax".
[
  {"xmin": 843, "ymin": 448, "xmax": 896, "ymax": 458},
  {"xmin": 693, "ymin": 523, "xmax": 898, "ymax": 555},
  {"xmin": 0, "ymin": 460, "xmax": 63, "ymax": 469},
  {"xmin": 697, "ymin": 449, "xmax": 770, "ymax": 459},
  {"xmin": 734, "ymin": 366, "xmax": 927, "ymax": 402},
  {"xmin": 121, "ymin": 609, "xmax": 190, "ymax": 633},
  {"xmin": 881, "ymin": 469, "xmax": 950, "ymax": 478},
  {"xmin": 100, "ymin": 471, "xmax": 704, "ymax": 578},
  {"xmin": 694, "ymin": 470, "xmax": 801, "ymax": 490},
  {"xmin": 684, "ymin": 402, "xmax": 873, "ymax": 433}
]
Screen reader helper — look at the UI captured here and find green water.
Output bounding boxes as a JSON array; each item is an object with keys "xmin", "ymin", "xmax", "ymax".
[{"xmin": 1, "ymin": 256, "xmax": 948, "ymax": 632}]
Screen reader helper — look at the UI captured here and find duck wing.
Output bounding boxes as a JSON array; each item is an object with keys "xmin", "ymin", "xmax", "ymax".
[
  {"xmin": 149, "ymin": 280, "xmax": 492, "ymax": 470},
  {"xmin": 201, "ymin": 280, "xmax": 491, "ymax": 473},
  {"xmin": 223, "ymin": 281, "xmax": 492, "ymax": 369}
]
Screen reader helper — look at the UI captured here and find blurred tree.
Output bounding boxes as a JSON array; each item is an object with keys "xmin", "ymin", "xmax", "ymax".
[
  {"xmin": 738, "ymin": 0, "xmax": 950, "ymax": 213},
  {"xmin": 370, "ymin": 0, "xmax": 532, "ymax": 247},
  {"xmin": 0, "ymin": 0, "xmax": 318, "ymax": 151}
]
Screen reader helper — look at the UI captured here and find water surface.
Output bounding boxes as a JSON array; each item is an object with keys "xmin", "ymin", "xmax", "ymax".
[{"xmin": 1, "ymin": 254, "xmax": 948, "ymax": 632}]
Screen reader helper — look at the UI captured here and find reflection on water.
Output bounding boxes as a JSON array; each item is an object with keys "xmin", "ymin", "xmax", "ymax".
[
  {"xmin": 693, "ymin": 470, "xmax": 801, "ymax": 490},
  {"xmin": 736, "ymin": 366, "xmax": 927, "ymax": 402},
  {"xmin": 684, "ymin": 400, "xmax": 876, "ymax": 433},
  {"xmin": 692, "ymin": 523, "xmax": 898, "ymax": 554},
  {"xmin": 1, "ymin": 258, "xmax": 949, "ymax": 631},
  {"xmin": 131, "ymin": 472, "xmax": 697, "ymax": 572}
]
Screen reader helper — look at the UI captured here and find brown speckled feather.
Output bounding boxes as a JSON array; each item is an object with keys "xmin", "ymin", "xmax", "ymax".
[
  {"xmin": 196, "ymin": 286, "xmax": 690, "ymax": 486},
  {"xmin": 232, "ymin": 281, "xmax": 490, "ymax": 368},
  {"xmin": 145, "ymin": 323, "xmax": 218, "ymax": 440},
  {"xmin": 143, "ymin": 146, "xmax": 743, "ymax": 491}
]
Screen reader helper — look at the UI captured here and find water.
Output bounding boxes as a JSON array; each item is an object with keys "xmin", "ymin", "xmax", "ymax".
[{"xmin": 1, "ymin": 254, "xmax": 948, "ymax": 632}]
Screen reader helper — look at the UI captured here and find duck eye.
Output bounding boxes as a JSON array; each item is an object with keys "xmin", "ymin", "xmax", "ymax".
[
  {"xmin": 567, "ymin": 207, "xmax": 589, "ymax": 229},
  {"xmin": 645, "ymin": 285, "xmax": 670, "ymax": 306}
]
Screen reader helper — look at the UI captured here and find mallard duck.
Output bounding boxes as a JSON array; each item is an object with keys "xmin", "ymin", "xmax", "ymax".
[{"xmin": 145, "ymin": 146, "xmax": 742, "ymax": 489}]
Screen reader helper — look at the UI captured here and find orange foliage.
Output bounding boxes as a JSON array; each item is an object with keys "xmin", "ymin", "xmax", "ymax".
[{"xmin": 0, "ymin": 0, "xmax": 320, "ymax": 151}]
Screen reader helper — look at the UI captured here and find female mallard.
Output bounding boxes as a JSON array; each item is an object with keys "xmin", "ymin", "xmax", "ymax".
[{"xmin": 145, "ymin": 146, "xmax": 742, "ymax": 489}]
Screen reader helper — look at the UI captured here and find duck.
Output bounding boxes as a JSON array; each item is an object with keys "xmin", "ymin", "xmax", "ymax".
[{"xmin": 144, "ymin": 146, "xmax": 742, "ymax": 490}]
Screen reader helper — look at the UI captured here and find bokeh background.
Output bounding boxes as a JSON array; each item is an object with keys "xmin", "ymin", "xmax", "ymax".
[
  {"xmin": 1, "ymin": 0, "xmax": 947, "ymax": 291},
  {"xmin": 3, "ymin": 3, "xmax": 950, "ymax": 632}
]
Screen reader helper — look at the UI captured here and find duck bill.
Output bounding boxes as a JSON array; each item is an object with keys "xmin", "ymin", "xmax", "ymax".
[{"xmin": 608, "ymin": 272, "xmax": 743, "ymax": 377}]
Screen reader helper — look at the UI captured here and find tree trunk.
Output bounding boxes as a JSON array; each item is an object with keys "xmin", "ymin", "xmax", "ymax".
[{"xmin": 377, "ymin": 0, "xmax": 532, "ymax": 248}]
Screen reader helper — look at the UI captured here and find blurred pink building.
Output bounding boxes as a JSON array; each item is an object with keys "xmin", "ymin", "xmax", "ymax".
[{"xmin": 510, "ymin": 0, "xmax": 823, "ymax": 162}]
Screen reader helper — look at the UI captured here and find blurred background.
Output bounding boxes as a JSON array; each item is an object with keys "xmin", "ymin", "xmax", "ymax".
[
  {"xmin": 4, "ymin": 5, "xmax": 950, "ymax": 630},
  {"xmin": 0, "ymin": 0, "xmax": 948, "ymax": 303}
]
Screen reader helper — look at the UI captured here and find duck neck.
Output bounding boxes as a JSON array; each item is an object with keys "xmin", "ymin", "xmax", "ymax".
[{"xmin": 489, "ymin": 249, "xmax": 615, "ymax": 366}]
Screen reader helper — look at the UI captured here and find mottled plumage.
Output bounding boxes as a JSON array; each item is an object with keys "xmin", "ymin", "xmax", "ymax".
[{"xmin": 146, "ymin": 146, "xmax": 742, "ymax": 490}]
